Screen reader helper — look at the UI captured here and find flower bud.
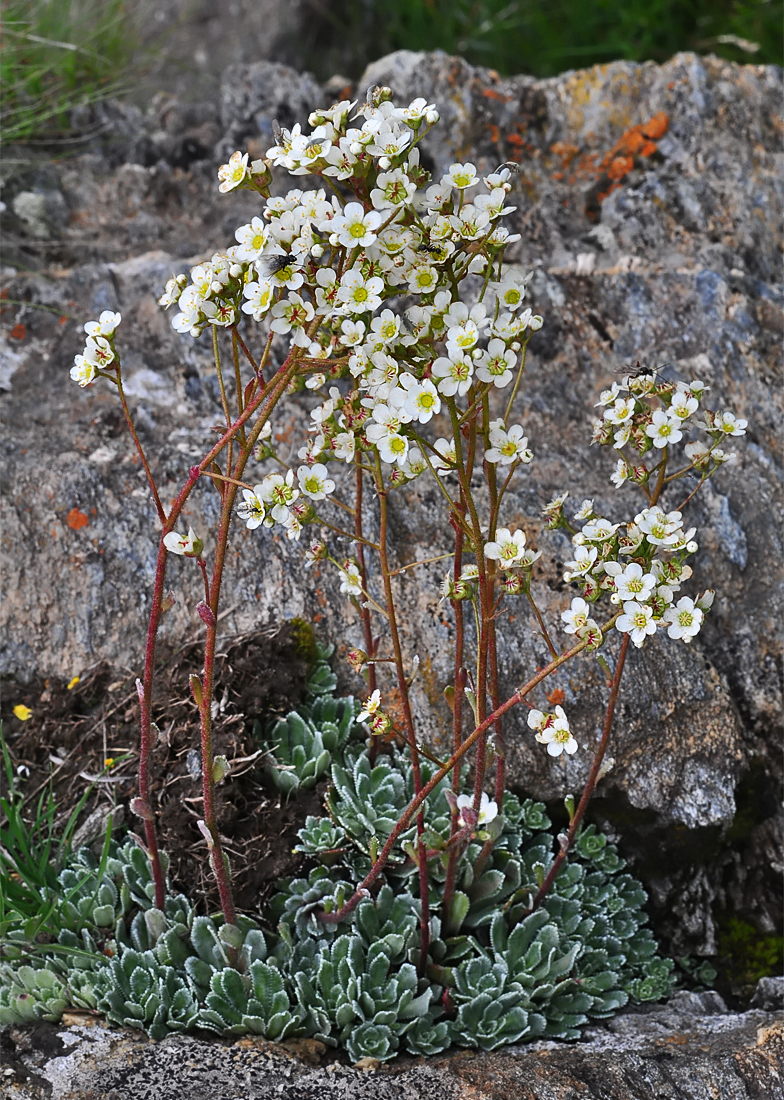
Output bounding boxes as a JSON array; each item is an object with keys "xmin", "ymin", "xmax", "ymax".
[
  {"xmin": 500, "ymin": 573, "xmax": 523, "ymax": 595},
  {"xmin": 197, "ymin": 819, "xmax": 215, "ymax": 850},
  {"xmin": 696, "ymin": 589, "xmax": 715, "ymax": 611},
  {"xmin": 346, "ymin": 647, "xmax": 367, "ymax": 673},
  {"xmin": 196, "ymin": 601, "xmax": 216, "ymax": 627},
  {"xmin": 311, "ymin": 243, "xmax": 324, "ymax": 258},
  {"xmin": 378, "ymin": 156, "xmax": 391, "ymax": 169}
]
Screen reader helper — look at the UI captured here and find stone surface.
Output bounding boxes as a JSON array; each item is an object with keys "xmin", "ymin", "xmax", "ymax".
[
  {"xmin": 2, "ymin": 990, "xmax": 783, "ymax": 1099},
  {"xmin": 0, "ymin": 51, "xmax": 782, "ymax": 957}
]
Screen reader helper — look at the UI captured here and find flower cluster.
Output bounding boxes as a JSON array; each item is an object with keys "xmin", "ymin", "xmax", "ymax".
[
  {"xmin": 70, "ymin": 311, "xmax": 121, "ymax": 387},
  {"xmin": 527, "ymin": 706, "xmax": 578, "ymax": 757}
]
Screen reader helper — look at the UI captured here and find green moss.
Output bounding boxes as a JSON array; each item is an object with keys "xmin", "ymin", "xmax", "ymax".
[
  {"xmin": 716, "ymin": 913, "xmax": 783, "ymax": 988},
  {"xmin": 288, "ymin": 618, "xmax": 317, "ymax": 663}
]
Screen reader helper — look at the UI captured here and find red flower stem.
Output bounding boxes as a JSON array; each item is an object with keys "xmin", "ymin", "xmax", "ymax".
[
  {"xmin": 442, "ymin": 510, "xmax": 466, "ymax": 925},
  {"xmin": 529, "ymin": 632, "xmax": 631, "ymax": 911},
  {"xmin": 319, "ymin": 629, "xmax": 598, "ymax": 925},
  {"xmin": 133, "ymin": 354, "xmax": 300, "ymax": 908},
  {"xmin": 374, "ymin": 457, "xmax": 429, "ymax": 974},
  {"xmin": 354, "ymin": 457, "xmax": 378, "ymax": 763}
]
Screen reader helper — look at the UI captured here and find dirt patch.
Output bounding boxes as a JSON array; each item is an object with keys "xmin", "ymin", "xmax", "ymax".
[{"xmin": 1, "ymin": 621, "xmax": 322, "ymax": 919}]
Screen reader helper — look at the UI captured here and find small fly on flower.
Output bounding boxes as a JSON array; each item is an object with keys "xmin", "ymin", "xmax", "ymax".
[
  {"xmin": 271, "ymin": 118, "xmax": 289, "ymax": 147},
  {"xmin": 614, "ymin": 357, "xmax": 677, "ymax": 381},
  {"xmin": 257, "ymin": 253, "xmax": 301, "ymax": 279},
  {"xmin": 494, "ymin": 161, "xmax": 521, "ymax": 173}
]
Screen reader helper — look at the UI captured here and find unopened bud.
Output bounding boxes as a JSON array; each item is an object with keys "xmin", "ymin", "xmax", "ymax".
[
  {"xmin": 196, "ymin": 601, "xmax": 216, "ymax": 627},
  {"xmin": 696, "ymin": 589, "xmax": 715, "ymax": 611},
  {"xmin": 346, "ymin": 647, "xmax": 367, "ymax": 673},
  {"xmin": 189, "ymin": 465, "xmax": 201, "ymax": 482}
]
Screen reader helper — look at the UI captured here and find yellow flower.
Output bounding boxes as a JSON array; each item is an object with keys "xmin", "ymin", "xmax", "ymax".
[
  {"xmin": 67, "ymin": 676, "xmax": 80, "ymax": 691},
  {"xmin": 13, "ymin": 705, "xmax": 32, "ymax": 721}
]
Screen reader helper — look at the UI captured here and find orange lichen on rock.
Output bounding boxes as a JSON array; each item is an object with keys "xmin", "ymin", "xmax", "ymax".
[{"xmin": 67, "ymin": 508, "xmax": 89, "ymax": 530}]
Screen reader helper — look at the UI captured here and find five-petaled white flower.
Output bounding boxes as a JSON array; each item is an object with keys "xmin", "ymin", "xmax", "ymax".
[
  {"xmin": 325, "ymin": 201, "xmax": 383, "ymax": 248},
  {"xmin": 616, "ymin": 601, "xmax": 657, "ymax": 647},
  {"xmin": 84, "ymin": 311, "xmax": 121, "ymax": 338},
  {"xmin": 562, "ymin": 597, "xmax": 591, "ymax": 634},
  {"xmin": 444, "ymin": 162, "xmax": 479, "ymax": 190},
  {"xmin": 606, "ymin": 562, "xmax": 656, "ymax": 603},
  {"xmin": 485, "ymin": 421, "xmax": 533, "ymax": 466},
  {"xmin": 484, "ymin": 528, "xmax": 528, "ymax": 564},
  {"xmin": 237, "ymin": 488, "xmax": 267, "ymax": 530},
  {"xmin": 297, "ymin": 463, "xmax": 335, "ymax": 501},
  {"xmin": 646, "ymin": 409, "xmax": 683, "ymax": 448},
  {"xmin": 664, "ymin": 596, "xmax": 703, "ymax": 641}
]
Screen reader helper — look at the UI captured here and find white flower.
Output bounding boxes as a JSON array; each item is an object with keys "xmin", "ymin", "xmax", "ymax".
[
  {"xmin": 528, "ymin": 705, "xmax": 578, "ymax": 756},
  {"xmin": 377, "ymin": 431, "xmax": 409, "ymax": 465},
  {"xmin": 270, "ymin": 293, "xmax": 315, "ymax": 346},
  {"xmin": 492, "ymin": 272, "xmax": 531, "ymax": 312},
  {"xmin": 573, "ymin": 499, "xmax": 594, "ymax": 521},
  {"xmin": 562, "ymin": 597, "xmax": 591, "ymax": 634},
  {"xmin": 398, "ymin": 376, "xmax": 440, "ymax": 423},
  {"xmin": 604, "ymin": 397, "xmax": 636, "ymax": 425},
  {"xmin": 484, "ymin": 527, "xmax": 528, "ymax": 564},
  {"xmin": 158, "ymin": 276, "xmax": 186, "ymax": 309},
  {"xmin": 664, "ymin": 597, "xmax": 704, "ymax": 642},
  {"xmin": 324, "ymin": 201, "xmax": 383, "ymax": 248},
  {"xmin": 241, "ymin": 279, "xmax": 274, "ymax": 320},
  {"xmin": 563, "ymin": 545, "xmax": 598, "ymax": 581},
  {"xmin": 370, "ymin": 169, "xmax": 416, "ymax": 210},
  {"xmin": 84, "ymin": 311, "xmax": 121, "ymax": 338},
  {"xmin": 475, "ymin": 339, "xmax": 516, "ymax": 388},
  {"xmin": 218, "ymin": 151, "xmax": 249, "ymax": 193},
  {"xmin": 407, "ymin": 260, "xmax": 440, "ymax": 295},
  {"xmin": 337, "ymin": 268, "xmax": 385, "ymax": 314},
  {"xmin": 715, "ymin": 410, "xmax": 747, "ymax": 436},
  {"xmin": 399, "ymin": 446, "xmax": 426, "ymax": 479},
  {"xmin": 443, "ymin": 162, "xmax": 479, "ymax": 190},
  {"xmin": 646, "ymin": 409, "xmax": 683, "ymax": 448},
  {"xmin": 333, "ymin": 432, "xmax": 356, "ymax": 463},
  {"xmin": 237, "ymin": 488, "xmax": 267, "ymax": 530},
  {"xmin": 338, "ymin": 560, "xmax": 363, "ymax": 595},
  {"xmin": 432, "ymin": 352, "xmax": 474, "ymax": 397},
  {"xmin": 163, "ymin": 527, "xmax": 202, "ymax": 556},
  {"xmin": 635, "ymin": 506, "xmax": 683, "ymax": 547},
  {"xmin": 456, "ymin": 791, "xmax": 498, "ymax": 826},
  {"xmin": 70, "ymin": 355, "xmax": 97, "ymax": 387},
  {"xmin": 610, "ymin": 562, "xmax": 656, "ymax": 603},
  {"xmin": 234, "ymin": 217, "xmax": 269, "ymax": 261},
  {"xmin": 485, "ymin": 421, "xmax": 532, "ymax": 465},
  {"xmin": 357, "ymin": 689, "xmax": 382, "ymax": 723},
  {"xmin": 669, "ymin": 391, "xmax": 699, "ymax": 421},
  {"xmin": 431, "ymin": 437, "xmax": 457, "ymax": 470},
  {"xmin": 610, "ymin": 459, "xmax": 630, "ymax": 488},
  {"xmin": 581, "ymin": 517, "xmax": 620, "ymax": 541},
  {"xmin": 83, "ymin": 336, "xmax": 115, "ymax": 368},
  {"xmin": 297, "ymin": 463, "xmax": 335, "ymax": 500},
  {"xmin": 258, "ymin": 471, "xmax": 299, "ymax": 523},
  {"xmin": 616, "ymin": 601, "xmax": 657, "ymax": 647}
]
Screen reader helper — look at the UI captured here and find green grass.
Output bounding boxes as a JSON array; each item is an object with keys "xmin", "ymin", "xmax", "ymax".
[
  {"xmin": 0, "ymin": 726, "xmax": 115, "ymax": 944},
  {"xmin": 0, "ymin": 0, "xmax": 138, "ymax": 144},
  {"xmin": 302, "ymin": 0, "xmax": 783, "ymax": 80}
]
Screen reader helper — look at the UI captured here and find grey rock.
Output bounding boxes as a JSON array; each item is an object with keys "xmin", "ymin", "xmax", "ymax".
[
  {"xmin": 0, "ymin": 51, "xmax": 781, "ymax": 956},
  {"xmin": 751, "ymin": 976, "xmax": 784, "ymax": 1012},
  {"xmin": 3, "ymin": 997, "xmax": 783, "ymax": 1099}
]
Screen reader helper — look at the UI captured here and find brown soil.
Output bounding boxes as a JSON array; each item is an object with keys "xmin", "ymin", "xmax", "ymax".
[{"xmin": 1, "ymin": 622, "xmax": 322, "ymax": 920}]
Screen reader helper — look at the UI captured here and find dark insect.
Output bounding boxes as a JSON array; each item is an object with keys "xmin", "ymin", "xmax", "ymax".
[
  {"xmin": 614, "ymin": 358, "xmax": 677, "ymax": 381},
  {"xmin": 271, "ymin": 118, "xmax": 289, "ymax": 147},
  {"xmin": 417, "ymin": 242, "xmax": 441, "ymax": 254},
  {"xmin": 494, "ymin": 161, "xmax": 521, "ymax": 174},
  {"xmin": 305, "ymin": 136, "xmax": 325, "ymax": 151},
  {"xmin": 257, "ymin": 253, "xmax": 298, "ymax": 278}
]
